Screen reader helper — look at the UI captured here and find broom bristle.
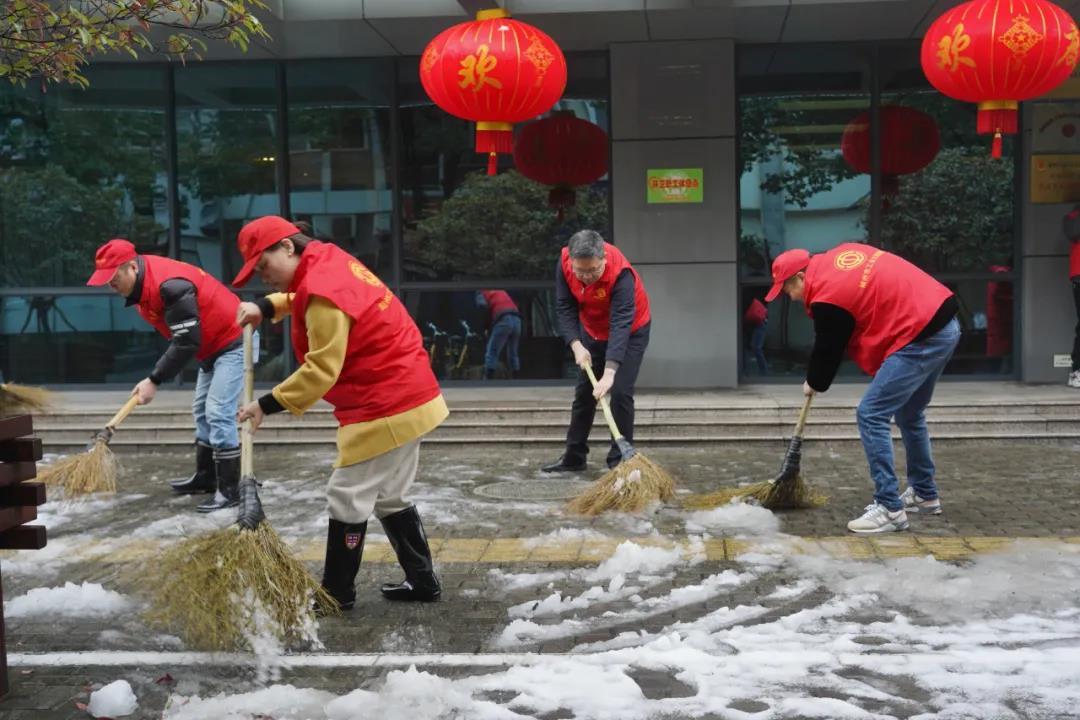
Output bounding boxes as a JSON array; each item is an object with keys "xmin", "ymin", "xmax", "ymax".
[
  {"xmin": 567, "ymin": 453, "xmax": 676, "ymax": 516},
  {"xmin": 35, "ymin": 440, "xmax": 118, "ymax": 496},
  {"xmin": 145, "ymin": 523, "xmax": 337, "ymax": 651},
  {"xmin": 683, "ymin": 472, "xmax": 826, "ymax": 511},
  {"xmin": 0, "ymin": 383, "xmax": 52, "ymax": 414}
]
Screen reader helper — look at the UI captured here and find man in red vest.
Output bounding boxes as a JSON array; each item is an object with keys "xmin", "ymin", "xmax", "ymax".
[
  {"xmin": 1063, "ymin": 207, "xmax": 1080, "ymax": 388},
  {"xmin": 766, "ymin": 243, "xmax": 960, "ymax": 533},
  {"xmin": 86, "ymin": 240, "xmax": 250, "ymax": 511},
  {"xmin": 477, "ymin": 290, "xmax": 521, "ymax": 379},
  {"xmin": 233, "ymin": 216, "xmax": 448, "ymax": 610},
  {"xmin": 542, "ymin": 230, "xmax": 651, "ymax": 473}
]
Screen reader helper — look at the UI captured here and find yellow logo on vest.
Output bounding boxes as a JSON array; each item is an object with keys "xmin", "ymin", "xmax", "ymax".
[
  {"xmin": 834, "ymin": 250, "xmax": 867, "ymax": 271},
  {"xmin": 594, "ymin": 288, "xmax": 607, "ymax": 299},
  {"xmin": 349, "ymin": 261, "xmax": 383, "ymax": 288}
]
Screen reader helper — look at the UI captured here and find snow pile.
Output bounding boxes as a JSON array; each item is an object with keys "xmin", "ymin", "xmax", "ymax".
[
  {"xmin": 88, "ymin": 680, "xmax": 137, "ymax": 718},
  {"xmin": 684, "ymin": 500, "xmax": 781, "ymax": 535},
  {"xmin": 522, "ymin": 527, "xmax": 606, "ymax": 549},
  {"xmin": 4, "ymin": 582, "xmax": 132, "ymax": 619}
]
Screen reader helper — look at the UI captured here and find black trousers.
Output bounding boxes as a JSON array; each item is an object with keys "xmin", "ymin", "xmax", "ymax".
[
  {"xmin": 564, "ymin": 325, "xmax": 650, "ymax": 468},
  {"xmin": 1073, "ymin": 280, "xmax": 1080, "ymax": 372}
]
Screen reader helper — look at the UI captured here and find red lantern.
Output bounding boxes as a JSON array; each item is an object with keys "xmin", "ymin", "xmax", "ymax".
[
  {"xmin": 921, "ymin": 0, "xmax": 1079, "ymax": 158},
  {"xmin": 841, "ymin": 106, "xmax": 940, "ymax": 197},
  {"xmin": 420, "ymin": 8, "xmax": 567, "ymax": 175},
  {"xmin": 513, "ymin": 112, "xmax": 608, "ymax": 219}
]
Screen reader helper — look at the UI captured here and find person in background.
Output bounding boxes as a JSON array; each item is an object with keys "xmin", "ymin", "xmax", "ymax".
[
  {"xmin": 744, "ymin": 296, "xmax": 769, "ymax": 375},
  {"xmin": 476, "ymin": 290, "xmax": 522, "ymax": 379},
  {"xmin": 1064, "ymin": 207, "xmax": 1080, "ymax": 388}
]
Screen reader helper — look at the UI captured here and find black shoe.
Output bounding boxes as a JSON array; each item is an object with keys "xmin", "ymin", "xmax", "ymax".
[
  {"xmin": 318, "ymin": 518, "xmax": 366, "ymax": 612},
  {"xmin": 196, "ymin": 447, "xmax": 240, "ymax": 512},
  {"xmin": 540, "ymin": 455, "xmax": 587, "ymax": 473},
  {"xmin": 380, "ymin": 506, "xmax": 441, "ymax": 602},
  {"xmin": 484, "ymin": 367, "xmax": 496, "ymax": 380},
  {"xmin": 170, "ymin": 441, "xmax": 216, "ymax": 494}
]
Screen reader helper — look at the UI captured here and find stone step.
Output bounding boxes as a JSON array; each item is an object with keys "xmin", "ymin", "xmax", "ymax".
[
  {"xmin": 29, "ymin": 401, "xmax": 1080, "ymax": 426},
  {"xmin": 30, "ymin": 415, "xmax": 1080, "ymax": 444}
]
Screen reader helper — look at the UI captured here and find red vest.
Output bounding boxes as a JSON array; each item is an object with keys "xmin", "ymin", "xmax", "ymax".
[
  {"xmin": 803, "ymin": 243, "xmax": 952, "ymax": 375},
  {"xmin": 481, "ymin": 290, "xmax": 518, "ymax": 322},
  {"xmin": 1071, "ymin": 239, "xmax": 1080, "ymax": 279},
  {"xmin": 560, "ymin": 243, "xmax": 651, "ymax": 341},
  {"xmin": 136, "ymin": 255, "xmax": 241, "ymax": 361},
  {"xmin": 744, "ymin": 298, "xmax": 767, "ymax": 327},
  {"xmin": 289, "ymin": 242, "xmax": 441, "ymax": 426}
]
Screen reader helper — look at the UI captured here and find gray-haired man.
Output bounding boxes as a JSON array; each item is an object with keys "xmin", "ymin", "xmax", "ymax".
[{"xmin": 542, "ymin": 230, "xmax": 652, "ymax": 473}]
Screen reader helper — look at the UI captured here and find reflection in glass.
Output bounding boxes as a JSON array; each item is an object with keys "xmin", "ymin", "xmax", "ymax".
[
  {"xmin": 287, "ymin": 60, "xmax": 394, "ymax": 277},
  {"xmin": 400, "ymin": 289, "xmax": 571, "ymax": 380},
  {"xmin": 0, "ymin": 66, "xmax": 168, "ymax": 288}
]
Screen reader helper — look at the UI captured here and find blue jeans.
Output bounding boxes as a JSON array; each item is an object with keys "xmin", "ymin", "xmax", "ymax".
[
  {"xmin": 192, "ymin": 333, "xmax": 258, "ymax": 449},
  {"xmin": 749, "ymin": 321, "xmax": 768, "ymax": 375},
  {"xmin": 856, "ymin": 318, "xmax": 960, "ymax": 511},
  {"xmin": 485, "ymin": 314, "xmax": 521, "ymax": 372}
]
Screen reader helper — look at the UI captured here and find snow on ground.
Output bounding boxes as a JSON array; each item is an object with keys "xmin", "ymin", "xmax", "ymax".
[
  {"xmin": 4, "ymin": 581, "xmax": 133, "ymax": 619},
  {"xmin": 88, "ymin": 679, "xmax": 138, "ymax": 718}
]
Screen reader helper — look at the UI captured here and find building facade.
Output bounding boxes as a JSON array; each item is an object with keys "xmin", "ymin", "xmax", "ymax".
[{"xmin": 0, "ymin": 0, "xmax": 1076, "ymax": 387}]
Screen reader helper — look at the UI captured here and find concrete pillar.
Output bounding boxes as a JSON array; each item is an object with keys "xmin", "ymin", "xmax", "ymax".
[{"xmin": 609, "ymin": 40, "xmax": 738, "ymax": 388}]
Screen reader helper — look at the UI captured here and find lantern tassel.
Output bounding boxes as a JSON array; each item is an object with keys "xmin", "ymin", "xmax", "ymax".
[
  {"xmin": 991, "ymin": 132, "xmax": 1002, "ymax": 159},
  {"xmin": 487, "ymin": 152, "xmax": 497, "ymax": 175}
]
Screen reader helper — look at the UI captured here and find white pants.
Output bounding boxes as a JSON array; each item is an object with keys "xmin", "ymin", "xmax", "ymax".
[{"xmin": 326, "ymin": 439, "xmax": 420, "ymax": 524}]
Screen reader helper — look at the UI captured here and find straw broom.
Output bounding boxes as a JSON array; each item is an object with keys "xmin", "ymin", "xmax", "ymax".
[
  {"xmin": 146, "ymin": 325, "xmax": 337, "ymax": 651},
  {"xmin": 0, "ymin": 382, "xmax": 53, "ymax": 414},
  {"xmin": 683, "ymin": 393, "xmax": 826, "ymax": 511},
  {"xmin": 35, "ymin": 395, "xmax": 139, "ymax": 497},
  {"xmin": 567, "ymin": 365, "xmax": 676, "ymax": 516}
]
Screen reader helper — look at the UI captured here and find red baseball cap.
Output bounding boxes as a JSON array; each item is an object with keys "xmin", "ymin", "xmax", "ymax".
[
  {"xmin": 86, "ymin": 239, "xmax": 138, "ymax": 286},
  {"xmin": 232, "ymin": 216, "xmax": 301, "ymax": 287},
  {"xmin": 764, "ymin": 248, "xmax": 811, "ymax": 302}
]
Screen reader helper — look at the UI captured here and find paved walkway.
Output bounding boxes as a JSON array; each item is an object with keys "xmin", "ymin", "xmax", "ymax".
[{"xmin": 2, "ymin": 442, "xmax": 1079, "ymax": 719}]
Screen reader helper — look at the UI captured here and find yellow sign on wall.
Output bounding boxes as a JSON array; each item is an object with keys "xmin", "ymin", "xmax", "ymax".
[{"xmin": 1030, "ymin": 154, "xmax": 1080, "ymax": 204}]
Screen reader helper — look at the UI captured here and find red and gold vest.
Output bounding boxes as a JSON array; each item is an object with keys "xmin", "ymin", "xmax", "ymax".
[
  {"xmin": 803, "ymin": 243, "xmax": 952, "ymax": 375},
  {"xmin": 560, "ymin": 242, "xmax": 650, "ymax": 340},
  {"xmin": 136, "ymin": 255, "xmax": 241, "ymax": 361},
  {"xmin": 289, "ymin": 242, "xmax": 441, "ymax": 426}
]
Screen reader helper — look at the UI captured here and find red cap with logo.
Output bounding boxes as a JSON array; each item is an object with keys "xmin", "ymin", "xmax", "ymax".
[
  {"xmin": 232, "ymin": 216, "xmax": 301, "ymax": 287},
  {"xmin": 764, "ymin": 248, "xmax": 811, "ymax": 302},
  {"xmin": 86, "ymin": 239, "xmax": 138, "ymax": 286}
]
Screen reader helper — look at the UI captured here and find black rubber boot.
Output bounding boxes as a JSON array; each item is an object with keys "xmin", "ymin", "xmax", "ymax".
[
  {"xmin": 319, "ymin": 518, "xmax": 367, "ymax": 612},
  {"xmin": 380, "ymin": 505, "xmax": 441, "ymax": 602},
  {"xmin": 196, "ymin": 447, "xmax": 240, "ymax": 512},
  {"xmin": 170, "ymin": 441, "xmax": 216, "ymax": 494}
]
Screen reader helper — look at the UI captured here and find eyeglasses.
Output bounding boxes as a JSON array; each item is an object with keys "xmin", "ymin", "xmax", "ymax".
[{"xmin": 572, "ymin": 260, "xmax": 605, "ymax": 279}]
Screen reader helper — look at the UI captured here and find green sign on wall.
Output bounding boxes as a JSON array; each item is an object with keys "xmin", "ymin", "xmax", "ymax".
[{"xmin": 646, "ymin": 168, "xmax": 704, "ymax": 204}]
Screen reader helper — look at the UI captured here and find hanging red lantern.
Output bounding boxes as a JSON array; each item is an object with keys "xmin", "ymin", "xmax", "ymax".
[
  {"xmin": 841, "ymin": 105, "xmax": 940, "ymax": 197},
  {"xmin": 513, "ymin": 112, "xmax": 608, "ymax": 219},
  {"xmin": 921, "ymin": 0, "xmax": 1079, "ymax": 158},
  {"xmin": 419, "ymin": 8, "xmax": 567, "ymax": 175}
]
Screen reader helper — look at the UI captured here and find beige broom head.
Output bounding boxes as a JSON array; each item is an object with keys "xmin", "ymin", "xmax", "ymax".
[
  {"xmin": 0, "ymin": 382, "xmax": 52, "ymax": 414},
  {"xmin": 36, "ymin": 438, "xmax": 119, "ymax": 496},
  {"xmin": 567, "ymin": 453, "xmax": 676, "ymax": 516}
]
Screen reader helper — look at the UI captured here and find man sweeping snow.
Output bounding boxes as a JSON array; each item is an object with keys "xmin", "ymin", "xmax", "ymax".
[
  {"xmin": 765, "ymin": 243, "xmax": 960, "ymax": 534},
  {"xmin": 86, "ymin": 239, "xmax": 253, "ymax": 511}
]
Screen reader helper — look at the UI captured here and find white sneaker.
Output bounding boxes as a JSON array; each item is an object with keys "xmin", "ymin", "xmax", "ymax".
[
  {"xmin": 1068, "ymin": 370, "xmax": 1080, "ymax": 389},
  {"xmin": 847, "ymin": 503, "xmax": 909, "ymax": 534},
  {"xmin": 900, "ymin": 486, "xmax": 942, "ymax": 515}
]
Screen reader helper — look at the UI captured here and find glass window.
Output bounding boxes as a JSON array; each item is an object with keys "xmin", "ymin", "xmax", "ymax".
[
  {"xmin": 400, "ymin": 289, "xmax": 572, "ymax": 380},
  {"xmin": 0, "ymin": 66, "xmax": 169, "ymax": 288},
  {"xmin": 0, "ymin": 294, "xmax": 167, "ymax": 384},
  {"xmin": 398, "ymin": 54, "xmax": 610, "ymax": 283},
  {"xmin": 175, "ymin": 64, "xmax": 280, "ymax": 286},
  {"xmin": 287, "ymin": 60, "xmax": 394, "ymax": 278},
  {"xmin": 877, "ymin": 46, "xmax": 1016, "ymax": 274},
  {"xmin": 941, "ymin": 277, "xmax": 1013, "ymax": 375}
]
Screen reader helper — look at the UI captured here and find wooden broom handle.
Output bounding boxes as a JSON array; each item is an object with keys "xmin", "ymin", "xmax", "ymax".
[
  {"xmin": 793, "ymin": 392, "xmax": 814, "ymax": 439},
  {"xmin": 106, "ymin": 395, "xmax": 140, "ymax": 430},
  {"xmin": 583, "ymin": 364, "xmax": 625, "ymax": 441},
  {"xmin": 241, "ymin": 324, "xmax": 255, "ymax": 478}
]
